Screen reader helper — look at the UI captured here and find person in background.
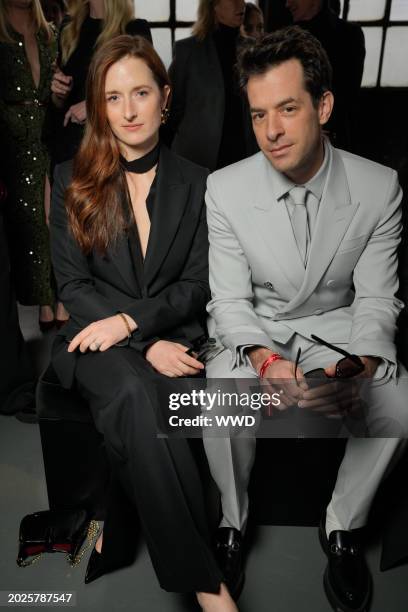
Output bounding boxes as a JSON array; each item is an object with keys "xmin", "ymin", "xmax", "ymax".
[
  {"xmin": 397, "ymin": 155, "xmax": 408, "ymax": 368},
  {"xmin": 241, "ymin": 2, "xmax": 264, "ymax": 39},
  {"xmin": 164, "ymin": 0, "xmax": 258, "ymax": 171},
  {"xmin": 329, "ymin": 0, "xmax": 341, "ymax": 17},
  {"xmin": 0, "ymin": 176, "xmax": 35, "ymax": 420},
  {"xmin": 45, "ymin": 0, "xmax": 151, "ymax": 169},
  {"xmin": 0, "ymin": 0, "xmax": 58, "ymax": 330},
  {"xmin": 285, "ymin": 0, "xmax": 365, "ymax": 151},
  {"xmin": 40, "ymin": 0, "xmax": 66, "ymax": 28}
]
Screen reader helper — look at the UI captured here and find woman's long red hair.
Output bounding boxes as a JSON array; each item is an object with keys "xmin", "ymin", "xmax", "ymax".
[{"xmin": 66, "ymin": 35, "xmax": 171, "ymax": 254}]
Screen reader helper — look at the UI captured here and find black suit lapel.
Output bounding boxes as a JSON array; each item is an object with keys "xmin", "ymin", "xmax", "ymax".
[
  {"xmin": 106, "ymin": 233, "xmax": 140, "ymax": 296},
  {"xmin": 143, "ymin": 145, "xmax": 191, "ymax": 286},
  {"xmin": 204, "ymin": 35, "xmax": 224, "ymax": 93}
]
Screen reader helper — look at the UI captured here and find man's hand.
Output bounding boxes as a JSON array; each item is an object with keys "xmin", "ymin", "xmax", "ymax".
[
  {"xmin": 247, "ymin": 346, "xmax": 308, "ymax": 409},
  {"xmin": 64, "ymin": 100, "xmax": 86, "ymax": 126},
  {"xmin": 145, "ymin": 341, "xmax": 204, "ymax": 377},
  {"xmin": 324, "ymin": 355, "xmax": 380, "ymax": 379},
  {"xmin": 356, "ymin": 356, "xmax": 381, "ymax": 378},
  {"xmin": 299, "ymin": 378, "xmax": 360, "ymax": 416},
  {"xmin": 298, "ymin": 355, "xmax": 380, "ymax": 416},
  {"xmin": 67, "ymin": 314, "xmax": 136, "ymax": 353}
]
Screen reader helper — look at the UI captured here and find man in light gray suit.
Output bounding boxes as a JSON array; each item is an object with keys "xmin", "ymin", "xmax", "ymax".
[{"xmin": 204, "ymin": 27, "xmax": 408, "ymax": 612}]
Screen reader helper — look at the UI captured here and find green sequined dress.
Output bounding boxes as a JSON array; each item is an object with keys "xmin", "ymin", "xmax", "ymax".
[{"xmin": 0, "ymin": 27, "xmax": 57, "ymax": 305}]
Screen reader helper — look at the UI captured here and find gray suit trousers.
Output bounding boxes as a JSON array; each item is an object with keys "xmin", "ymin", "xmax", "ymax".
[{"xmin": 204, "ymin": 335, "xmax": 408, "ymax": 532}]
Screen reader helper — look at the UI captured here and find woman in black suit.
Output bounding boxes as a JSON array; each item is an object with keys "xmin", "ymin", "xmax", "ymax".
[
  {"xmin": 165, "ymin": 0, "xmax": 258, "ymax": 171},
  {"xmin": 50, "ymin": 35, "xmax": 237, "ymax": 612}
]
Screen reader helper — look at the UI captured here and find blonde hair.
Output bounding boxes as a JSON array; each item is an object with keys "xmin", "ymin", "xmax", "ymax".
[
  {"xmin": 0, "ymin": 0, "xmax": 53, "ymax": 44},
  {"xmin": 60, "ymin": 0, "xmax": 134, "ymax": 65},
  {"xmin": 192, "ymin": 0, "xmax": 217, "ymax": 41}
]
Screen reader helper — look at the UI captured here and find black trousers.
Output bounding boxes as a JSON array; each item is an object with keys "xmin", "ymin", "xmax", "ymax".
[{"xmin": 72, "ymin": 345, "xmax": 222, "ymax": 593}]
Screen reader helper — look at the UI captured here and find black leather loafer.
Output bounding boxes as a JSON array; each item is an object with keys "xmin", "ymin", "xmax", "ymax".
[
  {"xmin": 84, "ymin": 548, "xmax": 105, "ymax": 584},
  {"xmin": 319, "ymin": 517, "xmax": 372, "ymax": 612},
  {"xmin": 215, "ymin": 527, "xmax": 244, "ymax": 600}
]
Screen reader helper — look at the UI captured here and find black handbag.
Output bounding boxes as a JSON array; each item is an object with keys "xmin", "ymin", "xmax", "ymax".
[{"xmin": 17, "ymin": 509, "xmax": 99, "ymax": 567}]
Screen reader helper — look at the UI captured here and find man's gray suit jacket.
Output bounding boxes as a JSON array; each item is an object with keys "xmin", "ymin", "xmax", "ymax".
[{"xmin": 205, "ymin": 142, "xmax": 404, "ymax": 375}]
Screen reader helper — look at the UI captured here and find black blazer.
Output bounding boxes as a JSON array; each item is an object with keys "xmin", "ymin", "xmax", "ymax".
[
  {"xmin": 299, "ymin": 7, "xmax": 365, "ymax": 151},
  {"xmin": 164, "ymin": 35, "xmax": 257, "ymax": 171},
  {"xmin": 50, "ymin": 145, "xmax": 210, "ymax": 388}
]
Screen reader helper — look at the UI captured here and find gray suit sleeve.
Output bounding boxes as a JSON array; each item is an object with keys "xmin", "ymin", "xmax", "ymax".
[
  {"xmin": 206, "ymin": 174, "xmax": 279, "ymax": 369},
  {"xmin": 348, "ymin": 169, "xmax": 404, "ymax": 369}
]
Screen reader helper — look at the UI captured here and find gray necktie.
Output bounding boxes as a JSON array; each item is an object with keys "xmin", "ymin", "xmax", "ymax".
[{"xmin": 289, "ymin": 186, "xmax": 309, "ymax": 264}]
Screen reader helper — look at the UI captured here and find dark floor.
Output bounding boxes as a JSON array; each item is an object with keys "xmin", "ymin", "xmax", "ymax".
[{"xmin": 0, "ymin": 306, "xmax": 407, "ymax": 612}]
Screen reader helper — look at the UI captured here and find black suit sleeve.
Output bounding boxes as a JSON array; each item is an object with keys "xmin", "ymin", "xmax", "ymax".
[
  {"xmin": 122, "ymin": 201, "xmax": 210, "ymax": 341},
  {"xmin": 162, "ymin": 39, "xmax": 192, "ymax": 146},
  {"xmin": 49, "ymin": 163, "xmax": 119, "ymax": 327}
]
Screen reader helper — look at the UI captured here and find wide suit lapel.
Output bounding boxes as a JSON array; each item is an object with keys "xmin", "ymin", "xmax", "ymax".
[
  {"xmin": 252, "ymin": 153, "xmax": 307, "ymax": 295},
  {"xmin": 201, "ymin": 35, "xmax": 224, "ymax": 111},
  {"xmin": 105, "ymin": 232, "xmax": 139, "ymax": 295},
  {"xmin": 143, "ymin": 145, "xmax": 191, "ymax": 286},
  {"xmin": 282, "ymin": 145, "xmax": 360, "ymax": 313},
  {"xmin": 251, "ymin": 145, "xmax": 359, "ymax": 311},
  {"xmin": 105, "ymin": 146, "xmax": 190, "ymax": 294}
]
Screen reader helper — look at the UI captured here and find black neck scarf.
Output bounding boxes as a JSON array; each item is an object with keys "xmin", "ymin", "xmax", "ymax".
[{"xmin": 120, "ymin": 141, "xmax": 160, "ymax": 173}]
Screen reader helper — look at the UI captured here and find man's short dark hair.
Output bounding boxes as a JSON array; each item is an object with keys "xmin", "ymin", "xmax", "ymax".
[{"xmin": 237, "ymin": 26, "xmax": 333, "ymax": 107}]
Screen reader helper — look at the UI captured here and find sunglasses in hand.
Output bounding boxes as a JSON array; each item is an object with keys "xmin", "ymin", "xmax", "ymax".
[{"xmin": 294, "ymin": 334, "xmax": 365, "ymax": 383}]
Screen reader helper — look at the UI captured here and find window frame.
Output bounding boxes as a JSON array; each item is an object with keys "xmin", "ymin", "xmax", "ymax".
[
  {"xmin": 143, "ymin": 0, "xmax": 194, "ymax": 47},
  {"xmin": 342, "ymin": 0, "xmax": 408, "ymax": 88}
]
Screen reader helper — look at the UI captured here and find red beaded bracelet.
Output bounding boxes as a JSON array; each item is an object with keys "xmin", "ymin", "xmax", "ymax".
[{"xmin": 259, "ymin": 353, "xmax": 282, "ymax": 378}]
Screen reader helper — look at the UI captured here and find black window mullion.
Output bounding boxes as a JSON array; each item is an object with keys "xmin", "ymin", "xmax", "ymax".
[
  {"xmin": 169, "ymin": 0, "xmax": 176, "ymax": 48},
  {"xmin": 377, "ymin": 0, "xmax": 393, "ymax": 87},
  {"xmin": 149, "ymin": 0, "xmax": 195, "ymax": 56},
  {"xmin": 344, "ymin": 0, "xmax": 408, "ymax": 88}
]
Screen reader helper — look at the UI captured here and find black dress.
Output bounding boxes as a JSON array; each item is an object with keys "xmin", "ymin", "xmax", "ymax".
[
  {"xmin": 44, "ymin": 15, "xmax": 152, "ymax": 169},
  {"xmin": 0, "ymin": 26, "xmax": 57, "ymax": 305},
  {"xmin": 49, "ymin": 143, "xmax": 222, "ymax": 592}
]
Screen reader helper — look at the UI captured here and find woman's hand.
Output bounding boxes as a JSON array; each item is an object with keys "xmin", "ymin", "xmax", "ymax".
[
  {"xmin": 145, "ymin": 341, "xmax": 204, "ymax": 377},
  {"xmin": 67, "ymin": 314, "xmax": 136, "ymax": 353},
  {"xmin": 64, "ymin": 100, "xmax": 86, "ymax": 126},
  {"xmin": 51, "ymin": 68, "xmax": 73, "ymax": 100}
]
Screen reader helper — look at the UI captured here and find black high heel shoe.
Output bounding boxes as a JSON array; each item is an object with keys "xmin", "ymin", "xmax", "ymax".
[{"xmin": 84, "ymin": 547, "xmax": 105, "ymax": 584}]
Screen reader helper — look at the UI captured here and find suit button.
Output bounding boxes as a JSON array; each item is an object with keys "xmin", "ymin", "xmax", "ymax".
[
  {"xmin": 314, "ymin": 309, "xmax": 323, "ymax": 315},
  {"xmin": 264, "ymin": 282, "xmax": 273, "ymax": 289},
  {"xmin": 326, "ymin": 280, "xmax": 335, "ymax": 287}
]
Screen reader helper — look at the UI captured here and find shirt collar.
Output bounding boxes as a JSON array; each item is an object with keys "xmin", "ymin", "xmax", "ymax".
[
  {"xmin": 305, "ymin": 138, "xmax": 330, "ymax": 200},
  {"xmin": 274, "ymin": 137, "xmax": 330, "ymax": 201}
]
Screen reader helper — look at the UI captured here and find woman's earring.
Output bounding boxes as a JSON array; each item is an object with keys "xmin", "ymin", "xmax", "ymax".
[{"xmin": 161, "ymin": 107, "xmax": 170, "ymax": 125}]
